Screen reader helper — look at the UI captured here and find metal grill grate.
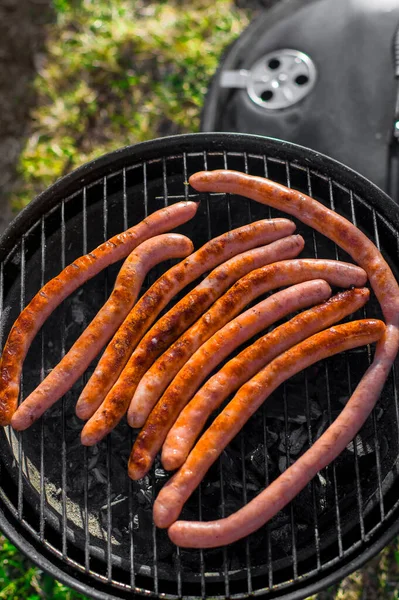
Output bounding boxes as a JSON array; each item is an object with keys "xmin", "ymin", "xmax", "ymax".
[{"xmin": 0, "ymin": 134, "xmax": 399, "ymax": 600}]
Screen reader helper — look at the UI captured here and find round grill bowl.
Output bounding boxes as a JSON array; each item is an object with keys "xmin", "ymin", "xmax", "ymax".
[{"xmin": 0, "ymin": 133, "xmax": 399, "ymax": 600}]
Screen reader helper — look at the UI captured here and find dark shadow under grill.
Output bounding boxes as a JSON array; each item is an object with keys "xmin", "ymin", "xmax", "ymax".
[{"xmin": 0, "ymin": 133, "xmax": 398, "ymax": 600}]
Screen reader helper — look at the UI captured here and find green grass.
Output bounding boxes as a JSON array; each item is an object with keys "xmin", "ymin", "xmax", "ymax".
[
  {"xmin": 0, "ymin": 535, "xmax": 88, "ymax": 599},
  {"xmin": 2, "ymin": 0, "xmax": 399, "ymax": 598},
  {"xmin": 12, "ymin": 0, "xmax": 249, "ymax": 210}
]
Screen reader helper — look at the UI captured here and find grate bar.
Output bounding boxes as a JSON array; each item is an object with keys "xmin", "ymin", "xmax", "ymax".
[
  {"xmin": 60, "ymin": 200, "xmax": 68, "ymax": 560},
  {"xmin": 223, "ymin": 152, "xmax": 232, "ymax": 228},
  {"xmin": 39, "ymin": 216, "xmax": 46, "ymax": 542},
  {"xmin": 219, "ymin": 456, "xmax": 230, "ymax": 599},
  {"xmin": 106, "ymin": 437, "xmax": 113, "ymax": 581},
  {"xmin": 304, "ymin": 373, "xmax": 322, "ymax": 568},
  {"xmin": 369, "ymin": 209, "xmax": 385, "ymax": 522},
  {"xmin": 203, "ymin": 152, "xmax": 212, "ymax": 240},
  {"xmin": 81, "ymin": 186, "xmax": 91, "ymax": 573},
  {"xmin": 347, "ymin": 185, "xmax": 368, "ymax": 539},
  {"xmin": 123, "ymin": 167, "xmax": 128, "ymax": 231},
  {"xmin": 17, "ymin": 235, "xmax": 26, "ymax": 522},
  {"xmin": 240, "ymin": 433, "xmax": 253, "ymax": 594},
  {"xmin": 151, "ymin": 470, "xmax": 159, "ymax": 595},
  {"xmin": 346, "ymin": 356, "xmax": 365, "ymax": 540},
  {"xmin": 143, "ymin": 162, "xmax": 149, "ymax": 218},
  {"xmin": 128, "ymin": 476, "xmax": 136, "ymax": 589},
  {"xmin": 306, "ymin": 168, "xmax": 319, "ymax": 258},
  {"xmin": 102, "ymin": 176, "xmax": 113, "ymax": 582},
  {"xmin": 324, "ymin": 363, "xmax": 343, "ymax": 557},
  {"xmin": 197, "ymin": 483, "xmax": 206, "ymax": 599},
  {"xmin": 283, "ymin": 383, "xmax": 299, "ymax": 579},
  {"xmin": 327, "ymin": 179, "xmax": 345, "ymax": 557},
  {"xmin": 160, "ymin": 155, "xmax": 184, "ymax": 597},
  {"xmin": 127, "ymin": 142, "xmax": 136, "ymax": 589},
  {"xmin": 163, "ymin": 157, "xmax": 168, "ymax": 208},
  {"xmin": 182, "ymin": 153, "xmax": 189, "ymax": 202},
  {"xmin": 262, "ymin": 406, "xmax": 273, "ymax": 589}
]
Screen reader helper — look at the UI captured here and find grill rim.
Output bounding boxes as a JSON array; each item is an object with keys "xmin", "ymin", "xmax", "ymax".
[{"xmin": 1, "ymin": 132, "xmax": 399, "ymax": 600}]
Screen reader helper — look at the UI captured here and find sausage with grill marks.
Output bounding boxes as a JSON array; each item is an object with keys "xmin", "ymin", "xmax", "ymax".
[
  {"xmin": 74, "ymin": 219, "xmax": 296, "ymax": 429},
  {"xmin": 157, "ymin": 319, "xmax": 386, "ymax": 543},
  {"xmin": 0, "ymin": 200, "xmax": 199, "ymax": 427},
  {"xmin": 127, "ymin": 259, "xmax": 367, "ymax": 480},
  {"xmin": 162, "ymin": 286, "xmax": 370, "ymax": 471},
  {"xmin": 77, "ymin": 234, "xmax": 302, "ymax": 421},
  {"xmin": 9, "ymin": 234, "xmax": 193, "ymax": 430}
]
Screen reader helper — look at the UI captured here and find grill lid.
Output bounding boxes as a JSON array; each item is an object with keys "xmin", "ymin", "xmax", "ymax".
[
  {"xmin": 201, "ymin": 0, "xmax": 399, "ymax": 194},
  {"xmin": 0, "ymin": 133, "xmax": 399, "ymax": 600}
]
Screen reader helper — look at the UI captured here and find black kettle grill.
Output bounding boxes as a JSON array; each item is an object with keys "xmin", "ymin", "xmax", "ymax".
[
  {"xmin": 0, "ymin": 133, "xmax": 398, "ymax": 599},
  {"xmin": 201, "ymin": 0, "xmax": 399, "ymax": 197}
]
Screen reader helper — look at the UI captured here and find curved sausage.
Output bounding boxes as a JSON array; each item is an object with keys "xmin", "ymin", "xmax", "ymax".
[
  {"xmin": 122, "ymin": 235, "xmax": 305, "ymax": 428},
  {"xmin": 128, "ymin": 259, "xmax": 367, "ymax": 480},
  {"xmin": 78, "ymin": 234, "xmax": 303, "ymax": 421},
  {"xmin": 189, "ymin": 170, "xmax": 399, "ymax": 483},
  {"xmin": 154, "ymin": 319, "xmax": 386, "ymax": 537},
  {"xmin": 0, "ymin": 200, "xmax": 198, "ymax": 427},
  {"xmin": 162, "ymin": 287, "xmax": 370, "ymax": 471},
  {"xmin": 129, "ymin": 259, "xmax": 367, "ymax": 431},
  {"xmin": 10, "ymin": 234, "xmax": 193, "ymax": 431},
  {"xmin": 76, "ymin": 219, "xmax": 296, "ymax": 427}
]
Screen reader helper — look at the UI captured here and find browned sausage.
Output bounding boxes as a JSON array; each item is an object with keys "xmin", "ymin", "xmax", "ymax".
[
  {"xmin": 0, "ymin": 201, "xmax": 199, "ymax": 427},
  {"xmin": 129, "ymin": 259, "xmax": 367, "ymax": 432},
  {"xmin": 9, "ymin": 234, "xmax": 193, "ymax": 430},
  {"xmin": 128, "ymin": 259, "xmax": 367, "ymax": 480},
  {"xmin": 153, "ymin": 319, "xmax": 386, "ymax": 540},
  {"xmin": 75, "ymin": 219, "xmax": 296, "ymax": 428},
  {"xmin": 79, "ymin": 235, "xmax": 304, "ymax": 424},
  {"xmin": 162, "ymin": 287, "xmax": 370, "ymax": 470}
]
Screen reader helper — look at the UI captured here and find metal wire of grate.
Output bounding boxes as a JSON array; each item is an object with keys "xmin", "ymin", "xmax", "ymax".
[{"xmin": 0, "ymin": 135, "xmax": 398, "ymax": 600}]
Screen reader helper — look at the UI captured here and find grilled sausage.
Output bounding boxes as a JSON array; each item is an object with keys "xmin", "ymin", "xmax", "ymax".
[
  {"xmin": 153, "ymin": 319, "xmax": 386, "ymax": 538},
  {"xmin": 188, "ymin": 170, "xmax": 399, "ymax": 480},
  {"xmin": 0, "ymin": 201, "xmax": 198, "ymax": 427},
  {"xmin": 76, "ymin": 219, "xmax": 296, "ymax": 428},
  {"xmin": 9, "ymin": 234, "xmax": 193, "ymax": 430},
  {"xmin": 162, "ymin": 287, "xmax": 370, "ymax": 470},
  {"xmin": 129, "ymin": 259, "xmax": 367, "ymax": 432},
  {"xmin": 79, "ymin": 235, "xmax": 304, "ymax": 425},
  {"xmin": 120, "ymin": 235, "xmax": 304, "ymax": 427},
  {"xmin": 128, "ymin": 259, "xmax": 367, "ymax": 480}
]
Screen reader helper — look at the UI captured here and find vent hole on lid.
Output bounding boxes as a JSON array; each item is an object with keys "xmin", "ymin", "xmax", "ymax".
[
  {"xmin": 295, "ymin": 74, "xmax": 309, "ymax": 86},
  {"xmin": 261, "ymin": 90, "xmax": 274, "ymax": 102},
  {"xmin": 268, "ymin": 58, "xmax": 280, "ymax": 70}
]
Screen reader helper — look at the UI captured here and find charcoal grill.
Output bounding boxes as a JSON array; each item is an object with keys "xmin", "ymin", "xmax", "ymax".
[{"xmin": 0, "ymin": 133, "xmax": 399, "ymax": 600}]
